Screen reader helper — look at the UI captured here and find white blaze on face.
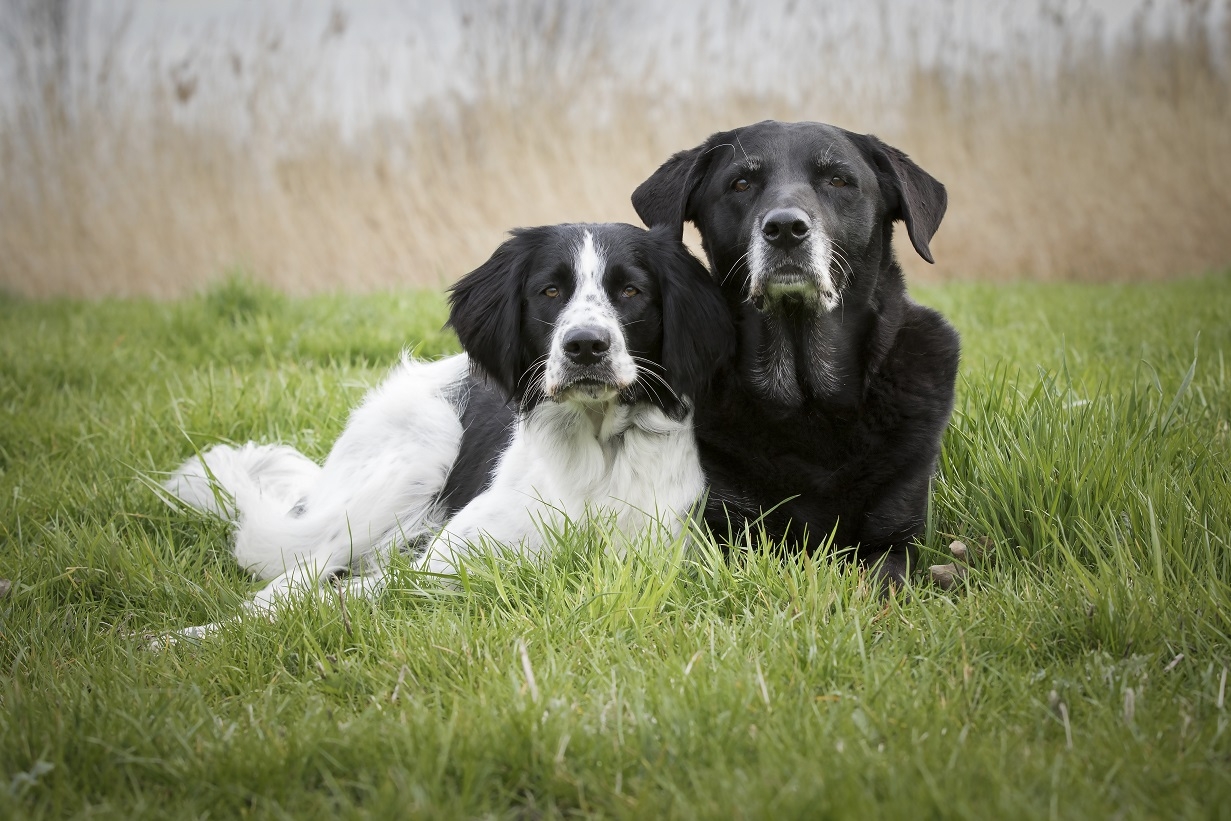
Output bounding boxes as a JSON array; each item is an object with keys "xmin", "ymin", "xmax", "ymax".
[
  {"xmin": 543, "ymin": 230, "xmax": 638, "ymax": 398},
  {"xmin": 748, "ymin": 217, "xmax": 841, "ymax": 312}
]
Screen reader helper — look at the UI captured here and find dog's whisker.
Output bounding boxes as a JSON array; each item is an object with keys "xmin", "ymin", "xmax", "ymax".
[
  {"xmin": 721, "ymin": 250, "xmax": 754, "ymax": 292},
  {"xmin": 637, "ymin": 374, "xmax": 668, "ymax": 409},
  {"xmin": 637, "ymin": 373, "xmax": 674, "ymax": 411},
  {"xmin": 829, "ymin": 241, "xmax": 856, "ymax": 292},
  {"xmin": 723, "ymin": 250, "xmax": 752, "ymax": 288},
  {"xmin": 631, "ymin": 357, "xmax": 684, "ymax": 406}
]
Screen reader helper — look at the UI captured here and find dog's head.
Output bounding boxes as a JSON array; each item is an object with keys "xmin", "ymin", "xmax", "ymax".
[
  {"xmin": 448, "ymin": 223, "xmax": 733, "ymax": 417},
  {"xmin": 632, "ymin": 120, "xmax": 946, "ymax": 312}
]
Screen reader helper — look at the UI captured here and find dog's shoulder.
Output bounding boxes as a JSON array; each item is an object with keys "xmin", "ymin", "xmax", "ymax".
[
  {"xmin": 866, "ymin": 299, "xmax": 959, "ymax": 425},
  {"xmin": 887, "ymin": 300, "xmax": 960, "ymax": 378}
]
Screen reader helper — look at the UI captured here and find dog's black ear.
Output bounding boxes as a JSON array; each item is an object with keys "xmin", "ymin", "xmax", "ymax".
[
  {"xmin": 860, "ymin": 135, "xmax": 947, "ymax": 264},
  {"xmin": 632, "ymin": 147, "xmax": 700, "ymax": 240},
  {"xmin": 447, "ymin": 231, "xmax": 535, "ymax": 398},
  {"xmin": 632, "ymin": 131, "xmax": 735, "ymax": 240},
  {"xmin": 645, "ymin": 227, "xmax": 735, "ymax": 405}
]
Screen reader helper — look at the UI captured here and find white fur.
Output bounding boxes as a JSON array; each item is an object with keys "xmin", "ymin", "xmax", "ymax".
[{"xmin": 422, "ymin": 397, "xmax": 703, "ymax": 574}]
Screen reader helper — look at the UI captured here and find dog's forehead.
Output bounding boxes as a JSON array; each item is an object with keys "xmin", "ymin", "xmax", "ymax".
[
  {"xmin": 520, "ymin": 224, "xmax": 652, "ymax": 293},
  {"xmin": 524, "ymin": 225, "xmax": 607, "ymax": 275},
  {"xmin": 573, "ymin": 225, "xmax": 647, "ymax": 276},
  {"xmin": 571, "ymin": 229, "xmax": 606, "ymax": 284},
  {"xmin": 729, "ymin": 121, "xmax": 864, "ymax": 171}
]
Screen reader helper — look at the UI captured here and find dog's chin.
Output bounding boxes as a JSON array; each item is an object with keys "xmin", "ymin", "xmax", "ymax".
[
  {"xmin": 549, "ymin": 378, "xmax": 623, "ymax": 404},
  {"xmin": 763, "ymin": 276, "xmax": 818, "ymax": 301},
  {"xmin": 751, "ymin": 268, "xmax": 839, "ymax": 312}
]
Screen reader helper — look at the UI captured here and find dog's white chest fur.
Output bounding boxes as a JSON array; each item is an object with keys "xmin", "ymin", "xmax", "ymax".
[{"xmin": 423, "ymin": 397, "xmax": 703, "ymax": 572}]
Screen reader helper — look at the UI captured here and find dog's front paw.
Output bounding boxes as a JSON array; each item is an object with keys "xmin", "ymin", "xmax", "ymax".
[{"xmin": 143, "ymin": 621, "xmax": 222, "ymax": 649}]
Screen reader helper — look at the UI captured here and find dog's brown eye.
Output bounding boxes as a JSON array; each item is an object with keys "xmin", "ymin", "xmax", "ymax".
[
  {"xmin": 543, "ymin": 286, "xmax": 559, "ymax": 298},
  {"xmin": 732, "ymin": 178, "xmax": 750, "ymax": 192},
  {"xmin": 622, "ymin": 285, "xmax": 640, "ymax": 298},
  {"xmin": 829, "ymin": 176, "xmax": 847, "ymax": 188}
]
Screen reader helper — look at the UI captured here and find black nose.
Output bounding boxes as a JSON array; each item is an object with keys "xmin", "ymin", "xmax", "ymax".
[
  {"xmin": 761, "ymin": 207, "xmax": 812, "ymax": 249},
  {"xmin": 562, "ymin": 327, "xmax": 611, "ymax": 365}
]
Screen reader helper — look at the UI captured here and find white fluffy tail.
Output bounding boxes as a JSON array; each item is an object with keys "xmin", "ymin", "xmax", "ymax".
[
  {"xmin": 164, "ymin": 354, "xmax": 472, "ymax": 581},
  {"xmin": 166, "ymin": 442, "xmax": 320, "ymax": 522}
]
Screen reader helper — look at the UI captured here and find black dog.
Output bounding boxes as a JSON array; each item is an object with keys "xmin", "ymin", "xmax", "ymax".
[{"xmin": 633, "ymin": 120, "xmax": 960, "ymax": 584}]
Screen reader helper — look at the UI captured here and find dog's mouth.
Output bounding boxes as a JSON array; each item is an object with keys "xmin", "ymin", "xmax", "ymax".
[
  {"xmin": 750, "ymin": 264, "xmax": 823, "ymax": 304},
  {"xmin": 750, "ymin": 261, "xmax": 841, "ymax": 313},
  {"xmin": 762, "ymin": 266, "xmax": 818, "ymax": 292},
  {"xmin": 549, "ymin": 374, "xmax": 627, "ymax": 402},
  {"xmin": 543, "ymin": 339, "xmax": 641, "ymax": 405}
]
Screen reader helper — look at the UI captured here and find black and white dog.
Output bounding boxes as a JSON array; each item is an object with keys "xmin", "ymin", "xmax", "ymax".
[
  {"xmin": 165, "ymin": 223, "xmax": 732, "ymax": 636},
  {"xmin": 633, "ymin": 120, "xmax": 960, "ymax": 585}
]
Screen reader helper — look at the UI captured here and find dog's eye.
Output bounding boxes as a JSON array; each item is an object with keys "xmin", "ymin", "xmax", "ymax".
[
  {"xmin": 829, "ymin": 176, "xmax": 847, "ymax": 188},
  {"xmin": 622, "ymin": 285, "xmax": 640, "ymax": 298},
  {"xmin": 543, "ymin": 286, "xmax": 560, "ymax": 298},
  {"xmin": 731, "ymin": 178, "xmax": 750, "ymax": 193}
]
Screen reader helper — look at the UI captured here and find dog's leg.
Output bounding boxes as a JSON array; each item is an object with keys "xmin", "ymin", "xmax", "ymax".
[
  {"xmin": 225, "ymin": 356, "xmax": 468, "ymax": 579},
  {"xmin": 152, "ymin": 545, "xmax": 391, "ymax": 648},
  {"xmin": 861, "ymin": 544, "xmax": 915, "ymax": 593},
  {"xmin": 155, "ymin": 455, "xmax": 451, "ymax": 646},
  {"xmin": 156, "ymin": 355, "xmax": 470, "ymax": 645},
  {"xmin": 416, "ymin": 490, "xmax": 546, "ymax": 576},
  {"xmin": 147, "ymin": 620, "xmax": 224, "ymax": 648}
]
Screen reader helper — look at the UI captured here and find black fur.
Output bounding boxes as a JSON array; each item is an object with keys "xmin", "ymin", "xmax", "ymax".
[
  {"xmin": 633, "ymin": 120, "xmax": 960, "ymax": 584},
  {"xmin": 439, "ymin": 223, "xmax": 733, "ymax": 513},
  {"xmin": 436, "ymin": 384, "xmax": 516, "ymax": 516}
]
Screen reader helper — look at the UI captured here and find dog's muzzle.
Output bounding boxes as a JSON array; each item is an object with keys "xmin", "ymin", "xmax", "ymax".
[
  {"xmin": 750, "ymin": 208, "xmax": 840, "ymax": 311},
  {"xmin": 548, "ymin": 325, "xmax": 628, "ymax": 400}
]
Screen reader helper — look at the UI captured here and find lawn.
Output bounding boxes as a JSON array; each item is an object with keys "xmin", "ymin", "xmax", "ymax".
[{"xmin": 2, "ymin": 274, "xmax": 1230, "ymax": 819}]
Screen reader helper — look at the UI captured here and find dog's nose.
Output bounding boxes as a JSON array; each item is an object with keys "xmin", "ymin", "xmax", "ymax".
[
  {"xmin": 562, "ymin": 327, "xmax": 611, "ymax": 365},
  {"xmin": 761, "ymin": 207, "xmax": 812, "ymax": 249}
]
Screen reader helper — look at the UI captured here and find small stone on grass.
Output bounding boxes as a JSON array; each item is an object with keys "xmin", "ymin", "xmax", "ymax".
[{"xmin": 930, "ymin": 563, "xmax": 967, "ymax": 589}]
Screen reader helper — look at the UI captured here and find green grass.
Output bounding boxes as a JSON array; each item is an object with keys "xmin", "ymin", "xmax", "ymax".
[{"xmin": 2, "ymin": 273, "xmax": 1230, "ymax": 819}]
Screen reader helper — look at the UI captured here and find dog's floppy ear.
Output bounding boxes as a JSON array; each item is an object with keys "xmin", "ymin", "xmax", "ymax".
[
  {"xmin": 644, "ymin": 227, "xmax": 735, "ymax": 405},
  {"xmin": 859, "ymin": 134, "xmax": 947, "ymax": 264},
  {"xmin": 632, "ymin": 131, "xmax": 735, "ymax": 240},
  {"xmin": 447, "ymin": 230, "xmax": 536, "ymax": 398}
]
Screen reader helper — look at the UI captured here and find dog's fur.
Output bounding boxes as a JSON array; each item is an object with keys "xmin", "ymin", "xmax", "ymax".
[
  {"xmin": 633, "ymin": 120, "xmax": 960, "ymax": 584},
  {"xmin": 165, "ymin": 223, "xmax": 732, "ymax": 636}
]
